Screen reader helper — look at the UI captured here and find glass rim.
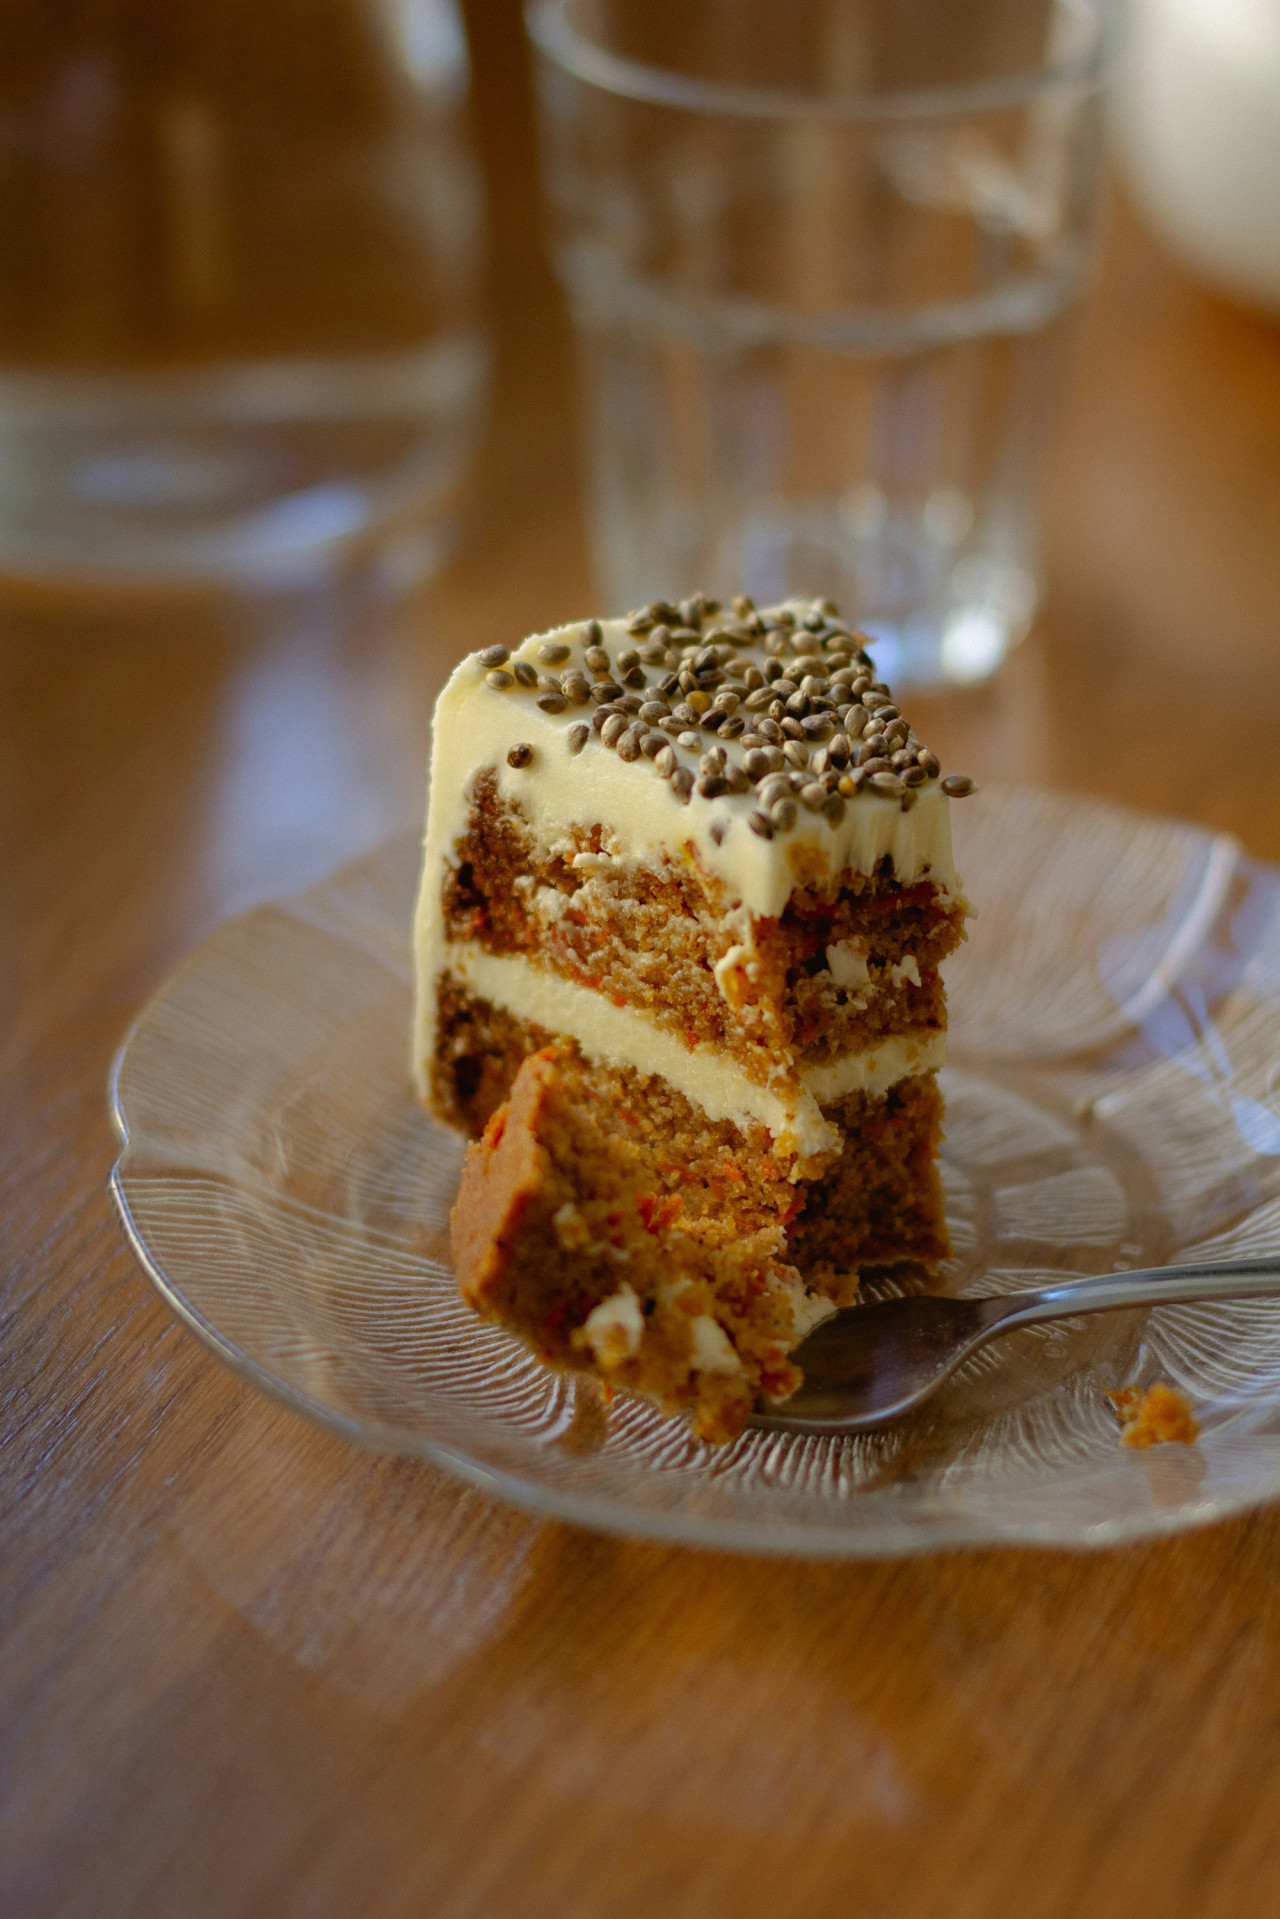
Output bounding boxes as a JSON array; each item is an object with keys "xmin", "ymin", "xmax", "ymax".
[{"xmin": 526, "ymin": 0, "xmax": 1118, "ymax": 122}]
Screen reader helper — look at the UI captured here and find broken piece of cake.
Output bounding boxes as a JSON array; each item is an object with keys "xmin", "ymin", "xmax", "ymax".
[{"xmin": 413, "ymin": 593, "xmax": 975, "ymax": 1441}]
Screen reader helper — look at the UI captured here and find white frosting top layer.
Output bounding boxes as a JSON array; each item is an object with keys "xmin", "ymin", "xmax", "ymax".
[{"xmin": 419, "ymin": 614, "xmax": 957, "ymax": 928}]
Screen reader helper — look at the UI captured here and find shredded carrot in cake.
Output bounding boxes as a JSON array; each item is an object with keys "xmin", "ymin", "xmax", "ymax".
[{"xmin": 1107, "ymin": 1382, "xmax": 1200, "ymax": 1448}]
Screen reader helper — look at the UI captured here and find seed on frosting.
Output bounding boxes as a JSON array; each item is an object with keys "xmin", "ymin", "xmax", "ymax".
[
  {"xmin": 639, "ymin": 700, "xmax": 671, "ymax": 722},
  {"xmin": 485, "ymin": 668, "xmax": 514, "ymax": 690},
  {"xmin": 757, "ymin": 774, "xmax": 791, "ymax": 807},
  {"xmin": 617, "ymin": 727, "xmax": 644, "ymax": 762},
  {"xmin": 743, "ymin": 748, "xmax": 773, "ymax": 780},
  {"xmin": 827, "ymin": 732, "xmax": 851, "ymax": 765},
  {"xmin": 941, "ymin": 774, "xmax": 977, "ymax": 797},
  {"xmin": 719, "ymin": 715, "xmax": 746, "ymax": 739},
  {"xmin": 799, "ymin": 782, "xmax": 827, "ymax": 811},
  {"xmin": 698, "ymin": 773, "xmax": 729, "ymax": 797},
  {"xmin": 725, "ymin": 763, "xmax": 752, "ymax": 794},
  {"xmin": 869, "ymin": 771, "xmax": 903, "ymax": 796},
  {"xmin": 537, "ymin": 693, "xmax": 568, "ymax": 713},
  {"xmin": 536, "ymin": 672, "xmax": 562, "ymax": 694},
  {"xmin": 670, "ymin": 766, "xmax": 694, "ymax": 803},
  {"xmin": 589, "ymin": 681, "xmax": 623, "ymax": 704},
  {"xmin": 479, "ymin": 645, "xmax": 509, "ymax": 668},
  {"xmin": 824, "ymin": 793, "xmax": 846, "ymax": 825},
  {"xmin": 584, "ymin": 618, "xmax": 604, "ymax": 644},
  {"xmin": 919, "ymin": 749, "xmax": 941, "ymax": 778},
  {"xmin": 771, "ymin": 798, "xmax": 797, "ymax": 831},
  {"xmin": 748, "ymin": 810, "xmax": 774, "ymax": 839},
  {"xmin": 678, "ymin": 730, "xmax": 701, "ymax": 750},
  {"xmin": 600, "ymin": 713, "xmax": 628, "ymax": 746},
  {"xmin": 585, "ymin": 646, "xmax": 611, "ymax": 673},
  {"xmin": 781, "ymin": 717, "xmax": 805, "ymax": 741},
  {"xmin": 902, "ymin": 763, "xmax": 927, "ymax": 785},
  {"xmin": 710, "ymin": 821, "xmax": 727, "ymax": 846},
  {"xmin": 860, "ymin": 755, "xmax": 891, "ymax": 775},
  {"xmin": 616, "ymin": 647, "xmax": 639, "ymax": 671},
  {"xmin": 783, "ymin": 741, "xmax": 810, "ymax": 770},
  {"xmin": 654, "ymin": 744, "xmax": 677, "ymax": 777},
  {"xmin": 567, "ymin": 724, "xmax": 590, "ymax": 756},
  {"xmin": 507, "ymin": 742, "xmax": 533, "ymax": 768},
  {"xmin": 622, "ymin": 666, "xmax": 647, "ymax": 689},
  {"xmin": 562, "ymin": 672, "xmax": 592, "ymax": 703},
  {"xmin": 512, "ymin": 660, "xmax": 538, "ymax": 687},
  {"xmin": 591, "ymin": 703, "xmax": 621, "ymax": 732},
  {"xmin": 539, "ymin": 641, "xmax": 571, "ymax": 666}
]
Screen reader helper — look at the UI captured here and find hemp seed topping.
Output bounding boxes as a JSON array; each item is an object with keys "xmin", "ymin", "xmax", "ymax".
[{"xmin": 474, "ymin": 594, "xmax": 975, "ymax": 840}]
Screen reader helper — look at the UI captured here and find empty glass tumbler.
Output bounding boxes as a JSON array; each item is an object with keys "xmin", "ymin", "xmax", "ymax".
[
  {"xmin": 529, "ymin": 0, "xmax": 1113, "ymax": 687},
  {"xmin": 0, "ymin": 0, "xmax": 488, "ymax": 582}
]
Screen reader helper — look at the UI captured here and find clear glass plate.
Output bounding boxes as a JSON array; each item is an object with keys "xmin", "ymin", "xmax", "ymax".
[{"xmin": 108, "ymin": 788, "xmax": 1280, "ymax": 1556}]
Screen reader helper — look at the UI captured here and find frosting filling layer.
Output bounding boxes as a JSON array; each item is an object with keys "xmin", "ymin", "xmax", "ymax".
[{"xmin": 434, "ymin": 942, "xmax": 946, "ymax": 1166}]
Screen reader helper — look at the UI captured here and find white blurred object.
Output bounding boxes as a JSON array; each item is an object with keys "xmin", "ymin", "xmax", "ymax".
[{"xmin": 1115, "ymin": 0, "xmax": 1280, "ymax": 313}]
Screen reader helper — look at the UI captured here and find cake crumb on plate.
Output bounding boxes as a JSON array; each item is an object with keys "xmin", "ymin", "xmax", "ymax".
[{"xmin": 1107, "ymin": 1382, "xmax": 1200, "ymax": 1448}]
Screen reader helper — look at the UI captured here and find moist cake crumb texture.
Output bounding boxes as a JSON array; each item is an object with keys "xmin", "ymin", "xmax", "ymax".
[
  {"xmin": 414, "ymin": 592, "xmax": 975, "ymax": 1442},
  {"xmin": 1108, "ymin": 1383, "xmax": 1201, "ymax": 1448}
]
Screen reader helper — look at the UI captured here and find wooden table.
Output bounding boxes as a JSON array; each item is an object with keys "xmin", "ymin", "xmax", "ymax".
[{"xmin": 6, "ymin": 7, "xmax": 1280, "ymax": 1913}]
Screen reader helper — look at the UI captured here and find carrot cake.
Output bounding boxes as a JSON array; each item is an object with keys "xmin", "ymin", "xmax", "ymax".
[{"xmin": 412, "ymin": 593, "xmax": 975, "ymax": 1440}]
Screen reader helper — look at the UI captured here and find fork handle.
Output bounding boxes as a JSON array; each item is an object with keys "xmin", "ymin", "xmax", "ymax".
[{"xmin": 976, "ymin": 1258, "xmax": 1280, "ymax": 1336}]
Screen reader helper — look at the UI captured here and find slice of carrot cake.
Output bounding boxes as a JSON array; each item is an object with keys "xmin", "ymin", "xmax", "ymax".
[{"xmin": 413, "ymin": 593, "xmax": 975, "ymax": 1439}]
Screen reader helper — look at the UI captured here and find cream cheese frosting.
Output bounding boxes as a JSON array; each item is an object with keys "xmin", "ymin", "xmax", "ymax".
[{"xmin": 429, "ymin": 942, "xmax": 946, "ymax": 1163}]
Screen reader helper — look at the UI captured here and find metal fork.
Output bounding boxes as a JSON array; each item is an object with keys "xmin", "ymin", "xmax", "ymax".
[{"xmin": 751, "ymin": 1259, "xmax": 1280, "ymax": 1434}]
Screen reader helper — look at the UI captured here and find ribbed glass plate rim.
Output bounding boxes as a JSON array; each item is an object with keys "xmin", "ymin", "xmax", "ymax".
[{"xmin": 107, "ymin": 794, "xmax": 1280, "ymax": 1557}]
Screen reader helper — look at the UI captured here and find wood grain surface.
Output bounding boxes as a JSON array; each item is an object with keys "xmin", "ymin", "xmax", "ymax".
[{"xmin": 5, "ymin": 4, "xmax": 1280, "ymax": 1915}]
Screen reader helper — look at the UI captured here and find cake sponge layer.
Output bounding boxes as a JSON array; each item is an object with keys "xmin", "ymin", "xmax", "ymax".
[{"xmin": 452, "ymin": 1045, "xmax": 835, "ymax": 1443}]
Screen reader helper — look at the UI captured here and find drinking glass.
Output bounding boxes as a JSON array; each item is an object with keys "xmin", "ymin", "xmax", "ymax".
[
  {"xmin": 528, "ymin": 0, "xmax": 1115, "ymax": 688},
  {"xmin": 0, "ymin": 0, "xmax": 488, "ymax": 584}
]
